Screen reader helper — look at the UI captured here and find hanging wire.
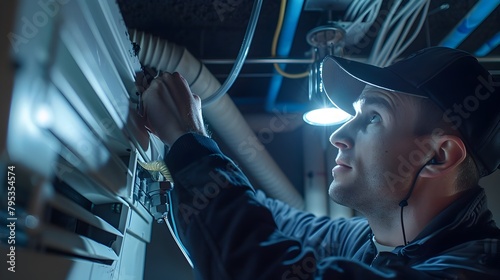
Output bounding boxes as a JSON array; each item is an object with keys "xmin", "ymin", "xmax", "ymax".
[
  {"xmin": 368, "ymin": 0, "xmax": 430, "ymax": 66},
  {"xmin": 202, "ymin": 0, "xmax": 263, "ymax": 107},
  {"xmin": 164, "ymin": 193, "xmax": 194, "ymax": 268},
  {"xmin": 368, "ymin": 0, "xmax": 403, "ymax": 65},
  {"xmin": 387, "ymin": 0, "xmax": 430, "ymax": 62},
  {"xmin": 344, "ymin": 0, "xmax": 382, "ymax": 35}
]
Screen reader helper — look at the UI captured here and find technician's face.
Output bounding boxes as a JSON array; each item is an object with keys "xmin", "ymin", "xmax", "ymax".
[{"xmin": 328, "ymin": 85, "xmax": 423, "ymax": 214}]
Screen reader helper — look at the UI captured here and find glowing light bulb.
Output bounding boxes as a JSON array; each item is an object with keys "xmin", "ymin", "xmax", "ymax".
[{"xmin": 303, "ymin": 107, "xmax": 351, "ymax": 126}]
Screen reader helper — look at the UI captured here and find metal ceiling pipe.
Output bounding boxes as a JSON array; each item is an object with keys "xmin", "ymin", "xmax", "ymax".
[
  {"xmin": 130, "ymin": 30, "xmax": 304, "ymax": 209},
  {"xmin": 475, "ymin": 32, "xmax": 500, "ymax": 57},
  {"xmin": 439, "ymin": 0, "xmax": 500, "ymax": 48}
]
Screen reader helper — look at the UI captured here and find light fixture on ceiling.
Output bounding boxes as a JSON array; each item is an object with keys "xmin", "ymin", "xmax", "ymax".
[
  {"xmin": 303, "ymin": 107, "xmax": 352, "ymax": 126},
  {"xmin": 303, "ymin": 24, "xmax": 352, "ymax": 126}
]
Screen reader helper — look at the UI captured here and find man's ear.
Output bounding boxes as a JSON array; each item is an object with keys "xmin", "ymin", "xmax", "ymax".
[{"xmin": 420, "ymin": 135, "xmax": 467, "ymax": 178}]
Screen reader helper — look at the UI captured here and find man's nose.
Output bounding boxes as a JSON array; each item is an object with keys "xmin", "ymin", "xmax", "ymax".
[{"xmin": 329, "ymin": 121, "xmax": 353, "ymax": 150}]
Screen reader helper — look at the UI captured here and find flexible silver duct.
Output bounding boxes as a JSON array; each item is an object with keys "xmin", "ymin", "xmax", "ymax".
[{"xmin": 130, "ymin": 30, "xmax": 304, "ymax": 209}]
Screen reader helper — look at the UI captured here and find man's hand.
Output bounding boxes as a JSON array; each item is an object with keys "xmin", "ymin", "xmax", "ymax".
[{"xmin": 141, "ymin": 72, "xmax": 207, "ymax": 146}]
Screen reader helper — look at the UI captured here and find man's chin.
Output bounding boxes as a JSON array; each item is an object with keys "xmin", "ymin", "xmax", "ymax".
[
  {"xmin": 328, "ymin": 181, "xmax": 347, "ymax": 203},
  {"xmin": 328, "ymin": 185, "xmax": 358, "ymax": 214}
]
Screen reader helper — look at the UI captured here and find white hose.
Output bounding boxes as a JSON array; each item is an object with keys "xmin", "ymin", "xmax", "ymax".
[{"xmin": 131, "ymin": 30, "xmax": 304, "ymax": 209}]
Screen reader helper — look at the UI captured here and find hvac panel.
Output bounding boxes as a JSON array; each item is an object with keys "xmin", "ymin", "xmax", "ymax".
[{"xmin": 1, "ymin": 0, "xmax": 165, "ymax": 279}]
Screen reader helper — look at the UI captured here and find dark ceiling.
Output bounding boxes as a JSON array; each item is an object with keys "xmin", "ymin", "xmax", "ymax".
[
  {"xmin": 117, "ymin": 0, "xmax": 500, "ymax": 114},
  {"xmin": 116, "ymin": 0, "xmax": 500, "ymax": 196}
]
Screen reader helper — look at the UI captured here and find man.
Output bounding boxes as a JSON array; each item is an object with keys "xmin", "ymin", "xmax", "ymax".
[{"xmin": 141, "ymin": 47, "xmax": 500, "ymax": 279}]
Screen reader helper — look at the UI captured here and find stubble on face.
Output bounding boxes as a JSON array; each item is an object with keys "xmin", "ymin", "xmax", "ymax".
[{"xmin": 328, "ymin": 86, "xmax": 424, "ymax": 216}]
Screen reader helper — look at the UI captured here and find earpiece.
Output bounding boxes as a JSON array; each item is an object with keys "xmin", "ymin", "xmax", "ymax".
[{"xmin": 427, "ymin": 158, "xmax": 442, "ymax": 165}]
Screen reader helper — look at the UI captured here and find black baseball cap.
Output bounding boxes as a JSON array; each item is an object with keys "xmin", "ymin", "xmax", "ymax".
[{"xmin": 321, "ymin": 47, "xmax": 499, "ymax": 177}]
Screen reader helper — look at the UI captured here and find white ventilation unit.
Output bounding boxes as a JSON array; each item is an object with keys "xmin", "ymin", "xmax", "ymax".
[{"xmin": 1, "ymin": 0, "xmax": 164, "ymax": 279}]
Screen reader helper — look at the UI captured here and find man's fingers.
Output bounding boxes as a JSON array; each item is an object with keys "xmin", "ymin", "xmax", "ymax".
[
  {"xmin": 139, "ymin": 70, "xmax": 207, "ymax": 144},
  {"xmin": 160, "ymin": 72, "xmax": 198, "ymax": 115},
  {"xmin": 193, "ymin": 94, "xmax": 202, "ymax": 111},
  {"xmin": 176, "ymin": 72, "xmax": 191, "ymax": 89}
]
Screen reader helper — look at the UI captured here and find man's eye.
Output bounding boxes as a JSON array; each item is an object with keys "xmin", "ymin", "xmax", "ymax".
[{"xmin": 369, "ymin": 114, "xmax": 381, "ymax": 123}]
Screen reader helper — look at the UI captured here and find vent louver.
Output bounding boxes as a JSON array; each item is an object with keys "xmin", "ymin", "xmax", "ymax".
[{"xmin": 1, "ymin": 0, "xmax": 165, "ymax": 279}]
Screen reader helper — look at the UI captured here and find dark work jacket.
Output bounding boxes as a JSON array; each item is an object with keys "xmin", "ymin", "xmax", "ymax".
[{"xmin": 165, "ymin": 133, "xmax": 500, "ymax": 280}]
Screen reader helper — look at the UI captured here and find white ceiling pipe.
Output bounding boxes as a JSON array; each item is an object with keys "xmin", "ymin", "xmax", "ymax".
[
  {"xmin": 243, "ymin": 113, "xmax": 304, "ymax": 133},
  {"xmin": 131, "ymin": 30, "xmax": 304, "ymax": 209}
]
